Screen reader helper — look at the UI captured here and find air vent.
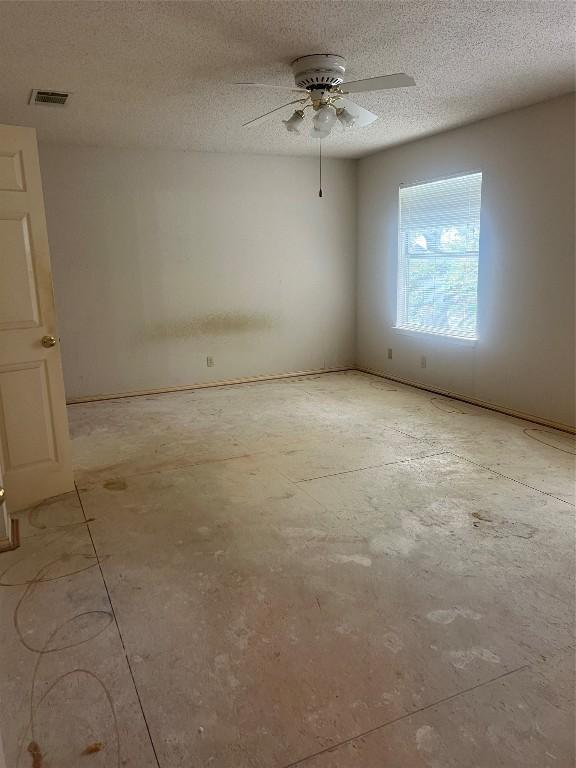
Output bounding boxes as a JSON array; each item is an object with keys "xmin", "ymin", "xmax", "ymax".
[{"xmin": 29, "ymin": 89, "xmax": 70, "ymax": 106}]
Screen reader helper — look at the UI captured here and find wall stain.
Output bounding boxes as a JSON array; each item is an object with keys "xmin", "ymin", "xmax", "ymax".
[{"xmin": 140, "ymin": 312, "xmax": 276, "ymax": 342}]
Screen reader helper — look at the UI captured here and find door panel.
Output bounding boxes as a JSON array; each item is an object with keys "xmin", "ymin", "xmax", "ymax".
[
  {"xmin": 0, "ymin": 213, "xmax": 39, "ymax": 328},
  {"xmin": 0, "ymin": 124, "xmax": 73, "ymax": 511},
  {"xmin": 0, "ymin": 150, "xmax": 25, "ymax": 191},
  {"xmin": 0, "ymin": 361, "xmax": 57, "ymax": 468}
]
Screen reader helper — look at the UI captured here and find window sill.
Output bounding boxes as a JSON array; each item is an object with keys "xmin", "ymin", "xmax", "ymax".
[{"xmin": 392, "ymin": 326, "xmax": 478, "ymax": 346}]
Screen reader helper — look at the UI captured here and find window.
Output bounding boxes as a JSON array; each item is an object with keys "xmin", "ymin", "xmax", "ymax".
[{"xmin": 396, "ymin": 172, "xmax": 482, "ymax": 340}]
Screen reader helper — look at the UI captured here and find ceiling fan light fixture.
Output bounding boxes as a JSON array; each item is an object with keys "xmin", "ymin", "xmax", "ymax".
[
  {"xmin": 313, "ymin": 104, "xmax": 337, "ymax": 131},
  {"xmin": 336, "ymin": 107, "xmax": 357, "ymax": 128},
  {"xmin": 237, "ymin": 54, "xmax": 416, "ymax": 138},
  {"xmin": 310, "ymin": 126, "xmax": 331, "ymax": 140},
  {"xmin": 282, "ymin": 109, "xmax": 305, "ymax": 133}
]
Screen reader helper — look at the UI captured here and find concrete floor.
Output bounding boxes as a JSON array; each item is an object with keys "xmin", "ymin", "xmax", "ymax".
[{"xmin": 1, "ymin": 371, "xmax": 574, "ymax": 767}]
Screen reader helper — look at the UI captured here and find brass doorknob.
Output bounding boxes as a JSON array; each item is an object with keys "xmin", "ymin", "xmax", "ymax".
[
  {"xmin": 0, "ymin": 487, "xmax": 5, "ymax": 504},
  {"xmin": 41, "ymin": 335, "xmax": 57, "ymax": 348}
]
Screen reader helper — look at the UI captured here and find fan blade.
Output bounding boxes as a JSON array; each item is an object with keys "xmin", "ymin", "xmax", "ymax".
[
  {"xmin": 234, "ymin": 82, "xmax": 307, "ymax": 94},
  {"xmin": 333, "ymin": 97, "xmax": 379, "ymax": 128},
  {"xmin": 242, "ymin": 99, "xmax": 307, "ymax": 128},
  {"xmin": 340, "ymin": 73, "xmax": 415, "ymax": 94}
]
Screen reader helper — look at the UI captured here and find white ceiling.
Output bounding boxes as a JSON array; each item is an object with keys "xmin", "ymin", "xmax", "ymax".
[{"xmin": 0, "ymin": 1, "xmax": 574, "ymax": 158}]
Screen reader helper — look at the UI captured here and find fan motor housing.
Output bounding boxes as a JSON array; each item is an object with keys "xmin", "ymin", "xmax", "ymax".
[{"xmin": 291, "ymin": 54, "xmax": 346, "ymax": 90}]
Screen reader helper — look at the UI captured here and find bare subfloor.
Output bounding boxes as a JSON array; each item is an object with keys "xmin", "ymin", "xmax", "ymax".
[{"xmin": 1, "ymin": 372, "xmax": 574, "ymax": 767}]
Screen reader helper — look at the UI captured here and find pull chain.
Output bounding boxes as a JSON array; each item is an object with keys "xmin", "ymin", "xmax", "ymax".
[{"xmin": 318, "ymin": 140, "xmax": 323, "ymax": 198}]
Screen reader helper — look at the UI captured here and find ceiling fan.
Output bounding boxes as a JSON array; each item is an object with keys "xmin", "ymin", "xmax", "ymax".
[{"xmin": 236, "ymin": 54, "xmax": 415, "ymax": 139}]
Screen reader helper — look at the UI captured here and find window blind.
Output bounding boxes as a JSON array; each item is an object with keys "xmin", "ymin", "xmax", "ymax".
[{"xmin": 396, "ymin": 172, "xmax": 482, "ymax": 340}]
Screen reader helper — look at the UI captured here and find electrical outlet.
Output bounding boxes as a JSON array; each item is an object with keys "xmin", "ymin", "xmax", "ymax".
[
  {"xmin": 420, "ymin": 355, "xmax": 427, "ymax": 369},
  {"xmin": 387, "ymin": 348, "xmax": 393, "ymax": 360},
  {"xmin": 206, "ymin": 356, "xmax": 214, "ymax": 368}
]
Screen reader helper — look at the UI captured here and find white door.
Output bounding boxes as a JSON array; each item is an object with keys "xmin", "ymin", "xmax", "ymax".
[{"xmin": 0, "ymin": 124, "xmax": 73, "ymax": 512}]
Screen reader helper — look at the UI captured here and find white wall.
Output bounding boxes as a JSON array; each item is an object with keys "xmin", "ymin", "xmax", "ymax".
[
  {"xmin": 39, "ymin": 95, "xmax": 575, "ymax": 425},
  {"xmin": 357, "ymin": 95, "xmax": 575, "ymax": 428},
  {"xmin": 39, "ymin": 146, "xmax": 356, "ymax": 399}
]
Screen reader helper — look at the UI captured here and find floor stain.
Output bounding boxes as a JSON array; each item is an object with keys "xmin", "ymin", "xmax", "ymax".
[
  {"xmin": 103, "ymin": 479, "xmax": 128, "ymax": 492},
  {"xmin": 427, "ymin": 607, "xmax": 482, "ymax": 624},
  {"xmin": 523, "ymin": 427, "xmax": 576, "ymax": 455},
  {"xmin": 472, "ymin": 511, "xmax": 493, "ymax": 523},
  {"xmin": 83, "ymin": 741, "xmax": 104, "ymax": 755},
  {"xmin": 430, "ymin": 396, "xmax": 470, "ymax": 415},
  {"xmin": 1, "ymin": 531, "xmax": 121, "ymax": 767},
  {"xmin": 27, "ymin": 741, "xmax": 42, "ymax": 768},
  {"xmin": 448, "ymin": 647, "xmax": 501, "ymax": 669},
  {"xmin": 470, "ymin": 512, "xmax": 537, "ymax": 540}
]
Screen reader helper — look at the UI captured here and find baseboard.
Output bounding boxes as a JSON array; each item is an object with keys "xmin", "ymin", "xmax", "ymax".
[
  {"xmin": 65, "ymin": 364, "xmax": 575, "ymax": 434},
  {"xmin": 66, "ymin": 367, "xmax": 353, "ymax": 405},
  {"xmin": 358, "ymin": 367, "xmax": 576, "ymax": 434}
]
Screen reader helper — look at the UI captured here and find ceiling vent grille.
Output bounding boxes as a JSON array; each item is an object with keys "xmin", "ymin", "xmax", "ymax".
[{"xmin": 29, "ymin": 89, "xmax": 70, "ymax": 106}]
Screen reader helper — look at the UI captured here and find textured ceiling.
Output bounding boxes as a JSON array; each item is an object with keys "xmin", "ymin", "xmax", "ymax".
[{"xmin": 0, "ymin": 1, "xmax": 574, "ymax": 158}]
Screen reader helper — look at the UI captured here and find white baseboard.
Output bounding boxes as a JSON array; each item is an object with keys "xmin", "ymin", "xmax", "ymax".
[
  {"xmin": 66, "ymin": 364, "xmax": 575, "ymax": 434},
  {"xmin": 66, "ymin": 367, "xmax": 353, "ymax": 404},
  {"xmin": 358, "ymin": 366, "xmax": 575, "ymax": 434}
]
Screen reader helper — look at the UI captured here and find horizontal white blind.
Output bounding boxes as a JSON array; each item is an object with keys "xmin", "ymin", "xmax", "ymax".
[{"xmin": 396, "ymin": 172, "xmax": 482, "ymax": 340}]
